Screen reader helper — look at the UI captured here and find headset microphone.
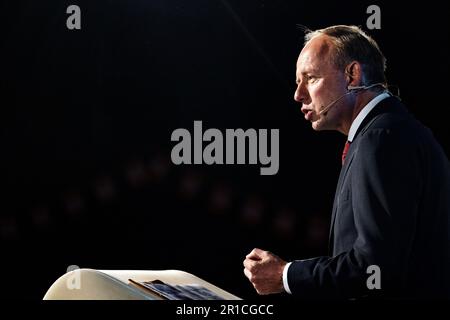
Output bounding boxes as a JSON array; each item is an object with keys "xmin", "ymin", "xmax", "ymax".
[
  {"xmin": 318, "ymin": 83, "xmax": 386, "ymax": 116},
  {"xmin": 317, "ymin": 91, "xmax": 352, "ymax": 116},
  {"xmin": 347, "ymin": 83, "xmax": 386, "ymax": 91}
]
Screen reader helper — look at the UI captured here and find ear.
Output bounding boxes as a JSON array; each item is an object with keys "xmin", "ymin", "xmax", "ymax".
[{"xmin": 345, "ymin": 61, "xmax": 364, "ymax": 86}]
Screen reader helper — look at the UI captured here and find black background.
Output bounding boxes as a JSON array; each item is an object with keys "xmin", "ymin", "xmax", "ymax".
[{"xmin": 0, "ymin": 0, "xmax": 449, "ymax": 301}]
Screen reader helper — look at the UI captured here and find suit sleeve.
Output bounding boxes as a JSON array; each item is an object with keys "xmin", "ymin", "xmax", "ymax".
[{"xmin": 288, "ymin": 128, "xmax": 421, "ymax": 298}]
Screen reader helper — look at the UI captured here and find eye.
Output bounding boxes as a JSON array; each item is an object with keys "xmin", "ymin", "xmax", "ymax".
[{"xmin": 307, "ymin": 75, "xmax": 317, "ymax": 83}]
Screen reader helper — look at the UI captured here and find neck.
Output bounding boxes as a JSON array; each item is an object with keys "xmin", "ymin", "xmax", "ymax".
[{"xmin": 337, "ymin": 90, "xmax": 381, "ymax": 136}]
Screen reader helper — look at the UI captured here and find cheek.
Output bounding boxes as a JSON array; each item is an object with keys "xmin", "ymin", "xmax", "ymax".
[
  {"xmin": 313, "ymin": 80, "xmax": 343, "ymax": 110},
  {"xmin": 310, "ymin": 84, "xmax": 328, "ymax": 109}
]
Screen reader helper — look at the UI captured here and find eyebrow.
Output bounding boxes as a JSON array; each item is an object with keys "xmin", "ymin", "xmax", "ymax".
[{"xmin": 295, "ymin": 70, "xmax": 318, "ymax": 84}]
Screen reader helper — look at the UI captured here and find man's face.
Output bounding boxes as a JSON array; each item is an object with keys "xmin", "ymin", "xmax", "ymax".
[{"xmin": 294, "ymin": 35, "xmax": 351, "ymax": 131}]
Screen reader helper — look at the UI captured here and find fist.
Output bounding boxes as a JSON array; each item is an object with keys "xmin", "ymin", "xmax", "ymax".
[{"xmin": 243, "ymin": 248, "xmax": 287, "ymax": 295}]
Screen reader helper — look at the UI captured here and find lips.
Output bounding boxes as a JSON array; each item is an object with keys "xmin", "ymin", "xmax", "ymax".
[{"xmin": 305, "ymin": 110, "xmax": 314, "ymax": 121}]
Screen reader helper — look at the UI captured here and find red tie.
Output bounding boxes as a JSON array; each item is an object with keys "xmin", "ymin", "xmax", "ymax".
[{"xmin": 342, "ymin": 141, "xmax": 351, "ymax": 165}]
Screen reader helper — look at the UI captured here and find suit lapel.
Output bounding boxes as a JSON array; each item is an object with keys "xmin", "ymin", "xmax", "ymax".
[
  {"xmin": 328, "ymin": 143, "xmax": 357, "ymax": 251},
  {"xmin": 327, "ymin": 96, "xmax": 405, "ymax": 253}
]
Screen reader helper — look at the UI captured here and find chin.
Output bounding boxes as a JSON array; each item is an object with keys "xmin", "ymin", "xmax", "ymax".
[
  {"xmin": 312, "ymin": 115, "xmax": 335, "ymax": 131},
  {"xmin": 311, "ymin": 120, "xmax": 325, "ymax": 131}
]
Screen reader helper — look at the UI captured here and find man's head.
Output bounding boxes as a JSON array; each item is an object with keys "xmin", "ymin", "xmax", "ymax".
[{"xmin": 294, "ymin": 25, "xmax": 387, "ymax": 134}]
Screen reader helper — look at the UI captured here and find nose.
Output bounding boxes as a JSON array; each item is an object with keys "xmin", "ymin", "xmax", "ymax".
[{"xmin": 294, "ymin": 81, "xmax": 311, "ymax": 105}]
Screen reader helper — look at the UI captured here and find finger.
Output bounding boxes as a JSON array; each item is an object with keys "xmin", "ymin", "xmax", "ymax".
[
  {"xmin": 257, "ymin": 289, "xmax": 268, "ymax": 295},
  {"xmin": 243, "ymin": 258, "xmax": 257, "ymax": 271},
  {"xmin": 254, "ymin": 285, "xmax": 265, "ymax": 295},
  {"xmin": 243, "ymin": 268, "xmax": 252, "ymax": 281},
  {"xmin": 246, "ymin": 248, "xmax": 264, "ymax": 260}
]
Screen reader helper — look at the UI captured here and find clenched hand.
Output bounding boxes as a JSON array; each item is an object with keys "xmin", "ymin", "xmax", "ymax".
[{"xmin": 243, "ymin": 248, "xmax": 287, "ymax": 295}]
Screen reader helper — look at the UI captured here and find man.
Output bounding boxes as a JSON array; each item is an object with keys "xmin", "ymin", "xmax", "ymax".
[{"xmin": 243, "ymin": 25, "xmax": 450, "ymax": 299}]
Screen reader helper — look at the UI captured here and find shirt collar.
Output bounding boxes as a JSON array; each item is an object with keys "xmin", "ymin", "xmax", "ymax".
[{"xmin": 347, "ymin": 92, "xmax": 390, "ymax": 142}]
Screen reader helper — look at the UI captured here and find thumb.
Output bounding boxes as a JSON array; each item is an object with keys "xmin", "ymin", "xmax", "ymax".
[{"xmin": 246, "ymin": 248, "xmax": 265, "ymax": 260}]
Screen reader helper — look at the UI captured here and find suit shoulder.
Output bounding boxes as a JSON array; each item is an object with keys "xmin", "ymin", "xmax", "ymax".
[
  {"xmin": 361, "ymin": 102, "xmax": 425, "ymax": 142},
  {"xmin": 357, "ymin": 113, "xmax": 421, "ymax": 155}
]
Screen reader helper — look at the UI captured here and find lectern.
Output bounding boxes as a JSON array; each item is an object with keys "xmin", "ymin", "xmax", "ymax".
[{"xmin": 43, "ymin": 269, "xmax": 241, "ymax": 300}]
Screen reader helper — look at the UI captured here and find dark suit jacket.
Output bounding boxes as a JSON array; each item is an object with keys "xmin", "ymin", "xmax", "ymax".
[{"xmin": 288, "ymin": 96, "xmax": 450, "ymax": 299}]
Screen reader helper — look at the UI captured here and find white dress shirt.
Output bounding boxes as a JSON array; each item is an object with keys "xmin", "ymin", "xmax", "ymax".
[{"xmin": 282, "ymin": 91, "xmax": 390, "ymax": 294}]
